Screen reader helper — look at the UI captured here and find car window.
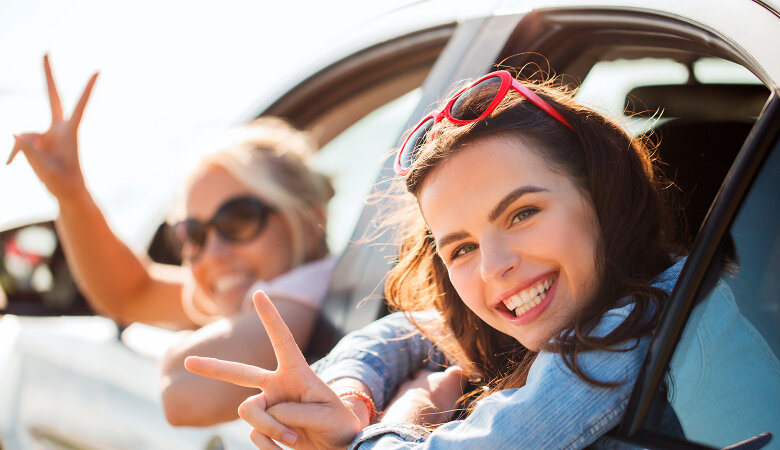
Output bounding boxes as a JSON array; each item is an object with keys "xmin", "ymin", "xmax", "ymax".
[
  {"xmin": 576, "ymin": 57, "xmax": 764, "ymax": 134},
  {"xmin": 0, "ymin": 224, "xmax": 87, "ymax": 315},
  {"xmin": 2, "ymin": 225, "xmax": 57, "ymax": 294},
  {"xmin": 570, "ymin": 53, "xmax": 769, "ymax": 245},
  {"xmin": 641, "ymin": 137, "xmax": 780, "ymax": 448},
  {"xmin": 310, "ymin": 88, "xmax": 422, "ymax": 254}
]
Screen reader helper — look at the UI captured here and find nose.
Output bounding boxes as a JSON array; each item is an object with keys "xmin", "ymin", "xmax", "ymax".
[
  {"xmin": 197, "ymin": 228, "xmax": 232, "ymax": 262},
  {"xmin": 480, "ymin": 235, "xmax": 519, "ymax": 282}
]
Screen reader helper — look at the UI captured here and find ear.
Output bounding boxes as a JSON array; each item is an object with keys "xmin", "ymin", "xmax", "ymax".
[
  {"xmin": 304, "ymin": 205, "xmax": 329, "ymax": 259},
  {"xmin": 311, "ymin": 204, "xmax": 327, "ymax": 226}
]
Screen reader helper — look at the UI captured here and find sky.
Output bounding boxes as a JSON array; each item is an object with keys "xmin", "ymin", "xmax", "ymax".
[{"xmin": 0, "ymin": 0, "xmax": 417, "ymax": 250}]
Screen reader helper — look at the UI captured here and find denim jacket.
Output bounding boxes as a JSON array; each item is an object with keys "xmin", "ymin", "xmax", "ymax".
[{"xmin": 313, "ymin": 258, "xmax": 685, "ymax": 449}]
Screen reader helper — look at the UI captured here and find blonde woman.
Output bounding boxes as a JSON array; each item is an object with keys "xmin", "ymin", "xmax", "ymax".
[{"xmin": 8, "ymin": 55, "xmax": 336, "ymax": 426}]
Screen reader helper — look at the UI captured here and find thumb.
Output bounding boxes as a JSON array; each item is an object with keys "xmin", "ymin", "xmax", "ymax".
[
  {"xmin": 425, "ymin": 365, "xmax": 468, "ymax": 396},
  {"xmin": 7, "ymin": 133, "xmax": 42, "ymax": 165},
  {"xmin": 6, "ymin": 135, "xmax": 22, "ymax": 165},
  {"xmin": 442, "ymin": 365, "xmax": 467, "ymax": 386}
]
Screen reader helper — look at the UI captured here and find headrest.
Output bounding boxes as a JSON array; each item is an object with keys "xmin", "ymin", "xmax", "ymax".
[{"xmin": 626, "ymin": 84, "xmax": 769, "ymax": 120}]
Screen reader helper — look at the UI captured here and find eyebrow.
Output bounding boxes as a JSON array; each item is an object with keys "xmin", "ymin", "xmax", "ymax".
[
  {"xmin": 437, "ymin": 231, "xmax": 471, "ymax": 251},
  {"xmin": 435, "ymin": 185, "xmax": 548, "ymax": 251},
  {"xmin": 488, "ymin": 185, "xmax": 548, "ymax": 222}
]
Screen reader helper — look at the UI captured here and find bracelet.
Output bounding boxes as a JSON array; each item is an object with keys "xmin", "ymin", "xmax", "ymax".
[{"xmin": 338, "ymin": 390, "xmax": 379, "ymax": 424}]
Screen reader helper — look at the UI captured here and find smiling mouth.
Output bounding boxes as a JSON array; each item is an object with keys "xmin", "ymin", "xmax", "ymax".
[
  {"xmin": 501, "ymin": 273, "xmax": 558, "ymax": 317},
  {"xmin": 212, "ymin": 274, "xmax": 253, "ymax": 296}
]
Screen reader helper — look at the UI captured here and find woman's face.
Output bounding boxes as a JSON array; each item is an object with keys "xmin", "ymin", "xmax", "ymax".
[
  {"xmin": 418, "ymin": 135, "xmax": 600, "ymax": 351},
  {"xmin": 184, "ymin": 165, "xmax": 294, "ymax": 315}
]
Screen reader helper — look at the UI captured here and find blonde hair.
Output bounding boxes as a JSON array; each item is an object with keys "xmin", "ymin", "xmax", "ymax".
[{"xmin": 171, "ymin": 116, "xmax": 334, "ymax": 267}]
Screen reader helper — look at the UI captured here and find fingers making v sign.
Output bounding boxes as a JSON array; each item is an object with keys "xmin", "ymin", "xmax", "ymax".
[
  {"xmin": 7, "ymin": 54, "xmax": 98, "ymax": 200},
  {"xmin": 185, "ymin": 291, "xmax": 364, "ymax": 449}
]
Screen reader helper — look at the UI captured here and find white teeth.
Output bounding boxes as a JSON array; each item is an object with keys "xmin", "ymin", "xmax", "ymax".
[
  {"xmin": 505, "ymin": 296, "xmax": 515, "ymax": 310},
  {"xmin": 214, "ymin": 274, "xmax": 251, "ymax": 294},
  {"xmin": 501, "ymin": 274, "xmax": 558, "ymax": 316}
]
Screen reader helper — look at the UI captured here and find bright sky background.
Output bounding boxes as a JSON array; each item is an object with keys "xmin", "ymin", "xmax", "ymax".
[{"xmin": 0, "ymin": 0, "xmax": 417, "ymax": 251}]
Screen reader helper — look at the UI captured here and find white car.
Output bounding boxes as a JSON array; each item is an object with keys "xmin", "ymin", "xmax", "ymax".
[{"xmin": 1, "ymin": 0, "xmax": 779, "ymax": 448}]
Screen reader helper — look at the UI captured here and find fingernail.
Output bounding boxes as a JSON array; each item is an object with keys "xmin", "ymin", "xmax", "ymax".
[{"xmin": 282, "ymin": 432, "xmax": 298, "ymax": 446}]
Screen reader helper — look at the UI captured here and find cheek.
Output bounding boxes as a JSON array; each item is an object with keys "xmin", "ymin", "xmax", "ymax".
[
  {"xmin": 546, "ymin": 206, "xmax": 599, "ymax": 301},
  {"xmin": 188, "ymin": 259, "xmax": 208, "ymax": 290},
  {"xmin": 446, "ymin": 263, "xmax": 486, "ymax": 315},
  {"xmin": 241, "ymin": 218, "xmax": 295, "ymax": 277}
]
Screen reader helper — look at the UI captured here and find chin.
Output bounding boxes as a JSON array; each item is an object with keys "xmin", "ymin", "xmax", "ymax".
[
  {"xmin": 518, "ymin": 339, "xmax": 542, "ymax": 352},
  {"xmin": 513, "ymin": 332, "xmax": 549, "ymax": 352},
  {"xmin": 213, "ymin": 295, "xmax": 244, "ymax": 316}
]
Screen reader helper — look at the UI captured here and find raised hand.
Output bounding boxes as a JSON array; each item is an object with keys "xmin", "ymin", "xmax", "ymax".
[
  {"xmin": 7, "ymin": 54, "xmax": 98, "ymax": 200},
  {"xmin": 185, "ymin": 291, "xmax": 364, "ymax": 449}
]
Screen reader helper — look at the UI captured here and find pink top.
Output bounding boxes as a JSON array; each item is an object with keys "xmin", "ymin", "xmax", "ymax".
[{"xmin": 245, "ymin": 255, "xmax": 337, "ymax": 311}]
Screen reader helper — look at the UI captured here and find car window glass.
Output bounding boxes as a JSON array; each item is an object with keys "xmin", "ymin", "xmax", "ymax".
[
  {"xmin": 693, "ymin": 57, "xmax": 764, "ymax": 85},
  {"xmin": 1, "ymin": 225, "xmax": 57, "ymax": 294},
  {"xmin": 642, "ymin": 137, "xmax": 780, "ymax": 448},
  {"xmin": 0, "ymin": 224, "xmax": 85, "ymax": 314},
  {"xmin": 310, "ymin": 88, "xmax": 422, "ymax": 254}
]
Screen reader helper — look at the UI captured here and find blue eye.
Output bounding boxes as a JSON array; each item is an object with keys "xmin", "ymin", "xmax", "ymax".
[
  {"xmin": 451, "ymin": 243, "xmax": 477, "ymax": 261},
  {"xmin": 511, "ymin": 207, "xmax": 539, "ymax": 225}
]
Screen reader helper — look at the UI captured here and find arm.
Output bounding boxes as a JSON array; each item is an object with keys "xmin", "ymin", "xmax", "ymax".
[
  {"xmin": 378, "ymin": 366, "xmax": 466, "ymax": 427},
  {"xmin": 56, "ymin": 189, "xmax": 192, "ymax": 328},
  {"xmin": 350, "ymin": 307, "xmax": 651, "ymax": 449},
  {"xmin": 160, "ymin": 296, "xmax": 318, "ymax": 426},
  {"xmin": 8, "ymin": 55, "xmax": 192, "ymax": 329},
  {"xmin": 313, "ymin": 311, "xmax": 447, "ymax": 410}
]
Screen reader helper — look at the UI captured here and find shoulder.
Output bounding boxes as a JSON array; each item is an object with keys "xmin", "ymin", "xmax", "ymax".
[
  {"xmin": 651, "ymin": 255, "xmax": 687, "ymax": 293},
  {"xmin": 248, "ymin": 255, "xmax": 338, "ymax": 309}
]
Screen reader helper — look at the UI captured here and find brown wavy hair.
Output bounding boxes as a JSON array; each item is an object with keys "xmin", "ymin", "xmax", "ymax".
[{"xmin": 384, "ymin": 76, "xmax": 677, "ymax": 399}]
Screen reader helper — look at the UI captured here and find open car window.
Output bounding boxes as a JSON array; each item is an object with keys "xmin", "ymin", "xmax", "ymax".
[{"xmin": 310, "ymin": 88, "xmax": 422, "ymax": 254}]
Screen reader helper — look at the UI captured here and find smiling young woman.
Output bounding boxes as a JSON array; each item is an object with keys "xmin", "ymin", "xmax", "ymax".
[{"xmin": 184, "ymin": 70, "xmax": 685, "ymax": 449}]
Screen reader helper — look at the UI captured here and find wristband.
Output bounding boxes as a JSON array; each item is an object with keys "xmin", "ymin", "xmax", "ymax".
[{"xmin": 338, "ymin": 390, "xmax": 379, "ymax": 424}]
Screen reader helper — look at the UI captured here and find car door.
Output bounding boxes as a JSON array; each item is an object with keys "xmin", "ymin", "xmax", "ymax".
[{"xmin": 609, "ymin": 95, "xmax": 780, "ymax": 449}]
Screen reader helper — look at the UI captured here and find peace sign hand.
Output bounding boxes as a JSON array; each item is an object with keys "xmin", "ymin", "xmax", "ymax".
[
  {"xmin": 185, "ymin": 291, "xmax": 364, "ymax": 449},
  {"xmin": 7, "ymin": 54, "xmax": 98, "ymax": 200}
]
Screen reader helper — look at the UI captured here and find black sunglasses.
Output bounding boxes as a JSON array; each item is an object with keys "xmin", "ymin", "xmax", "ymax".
[{"xmin": 172, "ymin": 196, "xmax": 274, "ymax": 260}]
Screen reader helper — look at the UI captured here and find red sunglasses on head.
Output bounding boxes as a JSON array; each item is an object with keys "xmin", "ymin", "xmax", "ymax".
[{"xmin": 394, "ymin": 70, "xmax": 575, "ymax": 176}]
